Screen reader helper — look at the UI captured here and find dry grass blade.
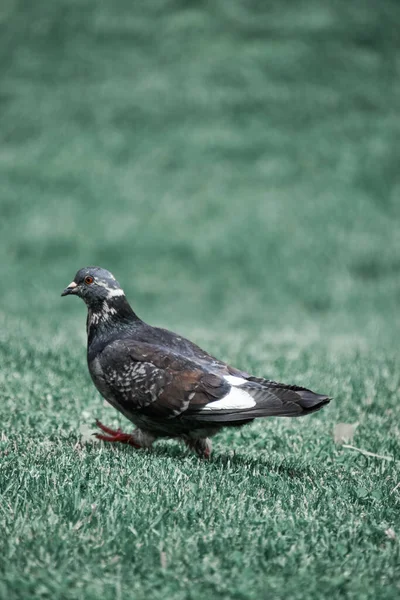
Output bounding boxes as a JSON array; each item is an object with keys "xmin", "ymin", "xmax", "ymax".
[{"xmin": 342, "ymin": 444, "xmax": 395, "ymax": 462}]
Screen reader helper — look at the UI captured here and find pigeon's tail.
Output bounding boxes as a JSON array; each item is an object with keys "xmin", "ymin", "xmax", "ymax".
[
  {"xmin": 190, "ymin": 375, "xmax": 331, "ymax": 424},
  {"xmin": 247, "ymin": 376, "xmax": 331, "ymax": 416}
]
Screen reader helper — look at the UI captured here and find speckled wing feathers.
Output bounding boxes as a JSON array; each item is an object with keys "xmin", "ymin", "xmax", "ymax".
[{"xmin": 93, "ymin": 339, "xmax": 230, "ymax": 419}]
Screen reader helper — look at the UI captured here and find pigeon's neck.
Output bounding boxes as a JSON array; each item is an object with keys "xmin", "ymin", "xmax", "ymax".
[{"xmin": 86, "ymin": 295, "xmax": 140, "ymax": 345}]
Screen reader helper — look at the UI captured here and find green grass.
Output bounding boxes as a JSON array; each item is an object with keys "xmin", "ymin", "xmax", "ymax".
[{"xmin": 0, "ymin": 0, "xmax": 400, "ymax": 598}]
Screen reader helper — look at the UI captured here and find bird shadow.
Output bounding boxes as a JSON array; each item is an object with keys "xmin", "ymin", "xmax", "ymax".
[
  {"xmin": 95, "ymin": 441, "xmax": 316, "ymax": 479},
  {"xmin": 78, "ymin": 431, "xmax": 317, "ymax": 479}
]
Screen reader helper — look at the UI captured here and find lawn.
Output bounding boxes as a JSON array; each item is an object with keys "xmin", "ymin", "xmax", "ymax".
[{"xmin": 0, "ymin": 0, "xmax": 399, "ymax": 598}]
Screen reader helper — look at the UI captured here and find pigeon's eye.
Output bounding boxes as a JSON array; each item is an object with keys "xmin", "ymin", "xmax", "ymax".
[{"xmin": 84, "ymin": 275, "xmax": 94, "ymax": 285}]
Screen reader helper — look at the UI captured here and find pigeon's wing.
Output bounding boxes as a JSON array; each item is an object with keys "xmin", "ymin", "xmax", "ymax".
[
  {"xmin": 95, "ymin": 340, "xmax": 330, "ymax": 426},
  {"xmin": 137, "ymin": 323, "xmax": 250, "ymax": 378},
  {"xmin": 95, "ymin": 339, "xmax": 231, "ymax": 419}
]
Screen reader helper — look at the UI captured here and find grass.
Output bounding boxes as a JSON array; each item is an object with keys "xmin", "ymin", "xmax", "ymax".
[{"xmin": 0, "ymin": 0, "xmax": 400, "ymax": 598}]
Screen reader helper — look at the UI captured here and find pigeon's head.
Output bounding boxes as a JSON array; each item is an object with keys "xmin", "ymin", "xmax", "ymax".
[{"xmin": 61, "ymin": 266, "xmax": 125, "ymax": 308}]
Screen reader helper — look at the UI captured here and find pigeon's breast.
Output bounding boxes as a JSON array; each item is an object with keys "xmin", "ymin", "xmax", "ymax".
[
  {"xmin": 88, "ymin": 356, "xmax": 135, "ymax": 420},
  {"xmin": 89, "ymin": 357, "xmax": 113, "ymax": 398}
]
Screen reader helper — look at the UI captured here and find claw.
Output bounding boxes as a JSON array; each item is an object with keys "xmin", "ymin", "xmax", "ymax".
[
  {"xmin": 95, "ymin": 419, "xmax": 122, "ymax": 436},
  {"xmin": 94, "ymin": 420, "xmax": 141, "ymax": 448}
]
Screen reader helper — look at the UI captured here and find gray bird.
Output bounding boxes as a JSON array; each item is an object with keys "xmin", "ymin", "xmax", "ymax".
[{"xmin": 62, "ymin": 267, "xmax": 330, "ymax": 458}]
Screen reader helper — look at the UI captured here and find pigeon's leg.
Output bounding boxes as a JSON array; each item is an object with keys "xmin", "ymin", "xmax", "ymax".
[
  {"xmin": 94, "ymin": 420, "xmax": 155, "ymax": 449},
  {"xmin": 184, "ymin": 437, "xmax": 212, "ymax": 459}
]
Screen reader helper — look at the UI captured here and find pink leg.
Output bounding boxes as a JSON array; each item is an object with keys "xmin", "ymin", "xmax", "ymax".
[{"xmin": 94, "ymin": 420, "xmax": 141, "ymax": 448}]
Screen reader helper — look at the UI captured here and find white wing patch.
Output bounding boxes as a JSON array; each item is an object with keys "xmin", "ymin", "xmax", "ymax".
[
  {"xmin": 202, "ymin": 386, "xmax": 256, "ymax": 411},
  {"xmin": 223, "ymin": 375, "xmax": 248, "ymax": 386}
]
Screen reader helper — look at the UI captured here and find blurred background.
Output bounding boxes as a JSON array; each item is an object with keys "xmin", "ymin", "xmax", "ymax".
[{"xmin": 1, "ymin": 0, "xmax": 399, "ymax": 347}]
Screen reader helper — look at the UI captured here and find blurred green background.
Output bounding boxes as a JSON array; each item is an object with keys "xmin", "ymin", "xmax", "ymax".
[
  {"xmin": 1, "ymin": 0, "xmax": 399, "ymax": 341},
  {"xmin": 1, "ymin": 1, "xmax": 399, "ymax": 599}
]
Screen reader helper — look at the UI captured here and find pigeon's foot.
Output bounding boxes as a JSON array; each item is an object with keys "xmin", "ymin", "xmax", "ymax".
[
  {"xmin": 94, "ymin": 420, "xmax": 141, "ymax": 447},
  {"xmin": 94, "ymin": 420, "xmax": 155, "ymax": 449},
  {"xmin": 184, "ymin": 437, "xmax": 212, "ymax": 459}
]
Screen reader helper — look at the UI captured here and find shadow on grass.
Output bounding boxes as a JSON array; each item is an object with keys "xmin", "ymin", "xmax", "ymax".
[{"xmin": 86, "ymin": 437, "xmax": 318, "ymax": 479}]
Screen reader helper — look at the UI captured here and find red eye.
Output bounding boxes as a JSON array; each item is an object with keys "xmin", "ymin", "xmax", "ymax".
[{"xmin": 84, "ymin": 275, "xmax": 94, "ymax": 285}]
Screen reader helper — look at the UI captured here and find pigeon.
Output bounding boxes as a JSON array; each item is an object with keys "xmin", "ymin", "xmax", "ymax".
[{"xmin": 62, "ymin": 267, "xmax": 330, "ymax": 458}]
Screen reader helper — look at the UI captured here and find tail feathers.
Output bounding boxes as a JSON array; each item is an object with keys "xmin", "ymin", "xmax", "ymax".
[
  {"xmin": 247, "ymin": 376, "xmax": 331, "ymax": 413},
  {"xmin": 191, "ymin": 377, "xmax": 331, "ymax": 423},
  {"xmin": 294, "ymin": 388, "xmax": 331, "ymax": 412}
]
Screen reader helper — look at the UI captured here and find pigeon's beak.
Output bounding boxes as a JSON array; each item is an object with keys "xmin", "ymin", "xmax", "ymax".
[{"xmin": 61, "ymin": 281, "xmax": 78, "ymax": 297}]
